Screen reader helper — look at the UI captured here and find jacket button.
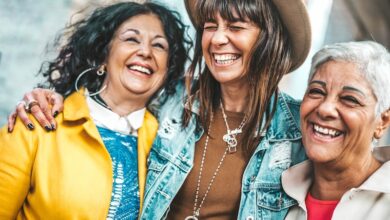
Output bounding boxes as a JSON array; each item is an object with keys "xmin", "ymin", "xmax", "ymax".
[{"xmin": 246, "ymin": 216, "xmax": 254, "ymax": 220}]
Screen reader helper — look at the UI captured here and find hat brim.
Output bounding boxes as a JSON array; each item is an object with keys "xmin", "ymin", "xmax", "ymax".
[{"xmin": 184, "ymin": 0, "xmax": 311, "ymax": 73}]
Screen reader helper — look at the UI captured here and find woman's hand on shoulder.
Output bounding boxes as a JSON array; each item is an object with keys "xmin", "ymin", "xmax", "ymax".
[{"xmin": 8, "ymin": 88, "xmax": 64, "ymax": 132}]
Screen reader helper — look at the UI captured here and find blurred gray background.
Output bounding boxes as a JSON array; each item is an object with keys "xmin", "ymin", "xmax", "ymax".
[{"xmin": 0, "ymin": 0, "xmax": 389, "ymax": 144}]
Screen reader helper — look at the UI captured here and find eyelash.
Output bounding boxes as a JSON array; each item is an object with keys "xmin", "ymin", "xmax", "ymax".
[
  {"xmin": 126, "ymin": 37, "xmax": 166, "ymax": 50},
  {"xmin": 341, "ymin": 96, "xmax": 361, "ymax": 105},
  {"xmin": 203, "ymin": 24, "xmax": 245, "ymax": 31},
  {"xmin": 153, "ymin": 43, "xmax": 165, "ymax": 50},
  {"xmin": 308, "ymin": 88, "xmax": 325, "ymax": 96},
  {"xmin": 126, "ymin": 37, "xmax": 139, "ymax": 43},
  {"xmin": 229, "ymin": 25, "xmax": 244, "ymax": 31},
  {"xmin": 204, "ymin": 26, "xmax": 217, "ymax": 31}
]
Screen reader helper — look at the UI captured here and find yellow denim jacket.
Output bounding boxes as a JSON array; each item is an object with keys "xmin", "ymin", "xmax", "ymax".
[{"xmin": 0, "ymin": 90, "xmax": 158, "ymax": 219}]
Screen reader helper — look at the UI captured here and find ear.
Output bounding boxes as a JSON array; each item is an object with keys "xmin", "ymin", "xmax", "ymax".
[{"xmin": 374, "ymin": 109, "xmax": 390, "ymax": 139}]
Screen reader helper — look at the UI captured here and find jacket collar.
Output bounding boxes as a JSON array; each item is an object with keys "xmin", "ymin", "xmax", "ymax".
[
  {"xmin": 361, "ymin": 146, "xmax": 390, "ymax": 193},
  {"xmin": 63, "ymin": 89, "xmax": 91, "ymax": 122},
  {"xmin": 262, "ymin": 92, "xmax": 302, "ymax": 141},
  {"xmin": 281, "ymin": 160, "xmax": 312, "ymax": 207},
  {"xmin": 63, "ymin": 89, "xmax": 105, "ymax": 147},
  {"xmin": 184, "ymin": 91, "xmax": 302, "ymax": 141},
  {"xmin": 282, "ymin": 146, "xmax": 390, "ymax": 205}
]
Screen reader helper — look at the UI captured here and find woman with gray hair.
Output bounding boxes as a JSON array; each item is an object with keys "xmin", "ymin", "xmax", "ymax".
[{"xmin": 282, "ymin": 41, "xmax": 390, "ymax": 220}]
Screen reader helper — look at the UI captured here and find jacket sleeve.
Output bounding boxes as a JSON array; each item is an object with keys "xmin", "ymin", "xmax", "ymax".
[{"xmin": 0, "ymin": 120, "xmax": 37, "ymax": 218}]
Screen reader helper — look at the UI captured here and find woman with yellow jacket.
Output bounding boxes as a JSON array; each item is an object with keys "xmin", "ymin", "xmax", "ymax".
[{"xmin": 0, "ymin": 2, "xmax": 190, "ymax": 219}]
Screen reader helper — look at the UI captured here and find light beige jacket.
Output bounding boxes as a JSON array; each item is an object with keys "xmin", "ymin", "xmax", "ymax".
[{"xmin": 282, "ymin": 146, "xmax": 390, "ymax": 220}]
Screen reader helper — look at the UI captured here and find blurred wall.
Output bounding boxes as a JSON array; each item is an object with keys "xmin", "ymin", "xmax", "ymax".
[{"xmin": 0, "ymin": 0, "xmax": 70, "ymax": 124}]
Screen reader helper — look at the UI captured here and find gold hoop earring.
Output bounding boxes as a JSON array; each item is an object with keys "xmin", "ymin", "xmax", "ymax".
[{"xmin": 97, "ymin": 65, "xmax": 106, "ymax": 76}]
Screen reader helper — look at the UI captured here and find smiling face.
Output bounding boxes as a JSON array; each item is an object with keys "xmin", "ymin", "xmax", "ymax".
[
  {"xmin": 300, "ymin": 61, "xmax": 382, "ymax": 164},
  {"xmin": 201, "ymin": 12, "xmax": 260, "ymax": 87},
  {"xmin": 103, "ymin": 13, "xmax": 169, "ymax": 104}
]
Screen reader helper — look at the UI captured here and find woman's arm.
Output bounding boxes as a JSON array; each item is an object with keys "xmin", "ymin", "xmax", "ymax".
[
  {"xmin": 0, "ymin": 121, "xmax": 36, "ymax": 218},
  {"xmin": 8, "ymin": 88, "xmax": 64, "ymax": 132}
]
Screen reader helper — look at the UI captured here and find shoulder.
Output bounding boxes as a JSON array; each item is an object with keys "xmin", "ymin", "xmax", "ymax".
[
  {"xmin": 277, "ymin": 92, "xmax": 301, "ymax": 118},
  {"xmin": 0, "ymin": 115, "xmax": 47, "ymax": 176},
  {"xmin": 155, "ymin": 82, "xmax": 187, "ymax": 121},
  {"xmin": 1, "ymin": 114, "xmax": 49, "ymax": 145},
  {"xmin": 143, "ymin": 110, "xmax": 159, "ymax": 135},
  {"xmin": 266, "ymin": 92, "xmax": 302, "ymax": 140},
  {"xmin": 276, "ymin": 92, "xmax": 302, "ymax": 127}
]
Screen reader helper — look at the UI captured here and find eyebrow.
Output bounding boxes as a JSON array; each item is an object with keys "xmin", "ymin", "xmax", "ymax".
[
  {"xmin": 120, "ymin": 28, "xmax": 167, "ymax": 40},
  {"xmin": 310, "ymin": 80, "xmax": 366, "ymax": 97},
  {"xmin": 342, "ymin": 86, "xmax": 366, "ymax": 96},
  {"xmin": 309, "ymin": 80, "xmax": 326, "ymax": 87}
]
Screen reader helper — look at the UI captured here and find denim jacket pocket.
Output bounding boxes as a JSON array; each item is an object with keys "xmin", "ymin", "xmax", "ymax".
[{"xmin": 256, "ymin": 185, "xmax": 297, "ymax": 219}]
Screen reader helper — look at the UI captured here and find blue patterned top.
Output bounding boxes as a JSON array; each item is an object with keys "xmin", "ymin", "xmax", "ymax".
[{"xmin": 97, "ymin": 126, "xmax": 140, "ymax": 220}]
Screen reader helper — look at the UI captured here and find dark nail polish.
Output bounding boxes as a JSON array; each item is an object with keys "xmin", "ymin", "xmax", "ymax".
[
  {"xmin": 27, "ymin": 123, "xmax": 35, "ymax": 130},
  {"xmin": 53, "ymin": 111, "xmax": 59, "ymax": 118},
  {"xmin": 44, "ymin": 125, "xmax": 52, "ymax": 131},
  {"xmin": 7, "ymin": 127, "xmax": 11, "ymax": 133},
  {"xmin": 51, "ymin": 124, "xmax": 56, "ymax": 130}
]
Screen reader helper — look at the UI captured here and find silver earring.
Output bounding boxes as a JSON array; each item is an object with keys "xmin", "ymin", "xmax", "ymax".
[{"xmin": 74, "ymin": 66, "xmax": 107, "ymax": 96}]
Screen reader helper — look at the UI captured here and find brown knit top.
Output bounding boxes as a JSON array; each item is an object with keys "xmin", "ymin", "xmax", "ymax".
[{"xmin": 167, "ymin": 108, "xmax": 248, "ymax": 219}]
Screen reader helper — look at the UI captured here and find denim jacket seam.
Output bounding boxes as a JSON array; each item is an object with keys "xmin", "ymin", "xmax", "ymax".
[{"xmin": 266, "ymin": 93, "xmax": 301, "ymax": 141}]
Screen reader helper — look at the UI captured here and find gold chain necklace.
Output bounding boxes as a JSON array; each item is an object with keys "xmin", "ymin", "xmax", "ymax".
[
  {"xmin": 185, "ymin": 110, "xmax": 229, "ymax": 220},
  {"xmin": 185, "ymin": 105, "xmax": 246, "ymax": 220},
  {"xmin": 220, "ymin": 102, "xmax": 247, "ymax": 153}
]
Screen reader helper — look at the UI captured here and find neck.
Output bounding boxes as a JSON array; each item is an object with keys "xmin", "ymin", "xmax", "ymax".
[
  {"xmin": 310, "ymin": 154, "xmax": 381, "ymax": 200},
  {"xmin": 220, "ymin": 83, "xmax": 249, "ymax": 113},
  {"xmin": 100, "ymin": 87, "xmax": 147, "ymax": 116}
]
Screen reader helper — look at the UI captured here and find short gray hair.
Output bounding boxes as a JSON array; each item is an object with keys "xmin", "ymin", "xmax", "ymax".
[{"xmin": 309, "ymin": 41, "xmax": 390, "ymax": 116}]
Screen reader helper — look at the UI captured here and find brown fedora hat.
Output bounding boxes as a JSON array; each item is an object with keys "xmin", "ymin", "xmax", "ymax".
[{"xmin": 184, "ymin": 0, "xmax": 312, "ymax": 72}]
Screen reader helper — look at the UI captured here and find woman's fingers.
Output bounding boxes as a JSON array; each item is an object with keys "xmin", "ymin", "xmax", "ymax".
[
  {"xmin": 29, "ymin": 104, "xmax": 54, "ymax": 131},
  {"xmin": 48, "ymin": 92, "xmax": 64, "ymax": 117},
  {"xmin": 7, "ymin": 110, "xmax": 17, "ymax": 132},
  {"xmin": 23, "ymin": 88, "xmax": 55, "ymax": 131},
  {"xmin": 7, "ymin": 100, "xmax": 38, "ymax": 132},
  {"xmin": 32, "ymin": 89, "xmax": 57, "ymax": 129},
  {"xmin": 9, "ymin": 88, "xmax": 62, "ymax": 132}
]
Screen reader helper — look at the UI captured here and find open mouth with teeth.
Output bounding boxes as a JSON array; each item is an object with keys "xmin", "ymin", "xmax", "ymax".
[
  {"xmin": 312, "ymin": 123, "xmax": 344, "ymax": 138},
  {"xmin": 127, "ymin": 64, "xmax": 153, "ymax": 75},
  {"xmin": 213, "ymin": 54, "xmax": 241, "ymax": 65}
]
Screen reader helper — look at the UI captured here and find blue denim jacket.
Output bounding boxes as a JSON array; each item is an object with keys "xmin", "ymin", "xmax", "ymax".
[{"xmin": 141, "ymin": 87, "xmax": 307, "ymax": 220}]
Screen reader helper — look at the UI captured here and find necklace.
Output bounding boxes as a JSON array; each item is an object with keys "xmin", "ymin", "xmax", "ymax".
[
  {"xmin": 185, "ymin": 111, "xmax": 230, "ymax": 220},
  {"xmin": 220, "ymin": 102, "xmax": 247, "ymax": 153},
  {"xmin": 91, "ymin": 94, "xmax": 111, "ymax": 110}
]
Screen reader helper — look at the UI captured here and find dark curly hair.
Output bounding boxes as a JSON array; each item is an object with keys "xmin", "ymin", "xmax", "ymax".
[{"xmin": 39, "ymin": 1, "xmax": 191, "ymax": 106}]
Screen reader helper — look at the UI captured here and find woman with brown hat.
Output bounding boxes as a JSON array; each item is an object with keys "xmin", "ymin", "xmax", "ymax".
[{"xmin": 8, "ymin": 0, "xmax": 311, "ymax": 219}]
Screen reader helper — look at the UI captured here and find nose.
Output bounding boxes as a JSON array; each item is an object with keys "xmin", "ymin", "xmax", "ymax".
[
  {"xmin": 137, "ymin": 42, "xmax": 152, "ymax": 58},
  {"xmin": 211, "ymin": 27, "xmax": 229, "ymax": 46},
  {"xmin": 316, "ymin": 98, "xmax": 338, "ymax": 120}
]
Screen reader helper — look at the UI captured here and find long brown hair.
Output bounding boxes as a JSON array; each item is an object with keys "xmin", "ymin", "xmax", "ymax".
[{"xmin": 184, "ymin": 0, "xmax": 293, "ymax": 156}]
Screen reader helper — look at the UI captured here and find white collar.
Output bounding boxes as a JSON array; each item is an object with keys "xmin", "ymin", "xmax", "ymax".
[{"xmin": 86, "ymin": 95, "xmax": 145, "ymax": 136}]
